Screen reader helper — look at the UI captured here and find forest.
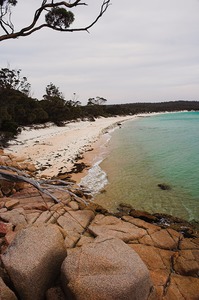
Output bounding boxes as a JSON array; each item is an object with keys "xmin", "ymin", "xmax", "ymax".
[{"xmin": 1, "ymin": 67, "xmax": 199, "ymax": 145}]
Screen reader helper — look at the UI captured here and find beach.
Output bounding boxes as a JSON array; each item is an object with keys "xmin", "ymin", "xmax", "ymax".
[
  {"xmin": 1, "ymin": 114, "xmax": 198, "ymax": 300},
  {"xmin": 5, "ymin": 116, "xmax": 135, "ymax": 179}
]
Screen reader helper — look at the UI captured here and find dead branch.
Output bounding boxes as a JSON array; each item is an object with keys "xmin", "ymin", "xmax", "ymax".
[
  {"xmin": 0, "ymin": 165, "xmax": 90, "ymax": 205},
  {"xmin": 0, "ymin": 166, "xmax": 60, "ymax": 203}
]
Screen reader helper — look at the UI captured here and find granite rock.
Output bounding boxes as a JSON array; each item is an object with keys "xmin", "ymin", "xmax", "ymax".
[
  {"xmin": 0, "ymin": 277, "xmax": 17, "ymax": 300},
  {"xmin": 61, "ymin": 236, "xmax": 152, "ymax": 300},
  {"xmin": 1, "ymin": 224, "xmax": 66, "ymax": 300},
  {"xmin": 88, "ymin": 214, "xmax": 147, "ymax": 242}
]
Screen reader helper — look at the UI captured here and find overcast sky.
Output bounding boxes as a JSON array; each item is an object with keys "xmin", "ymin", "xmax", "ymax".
[{"xmin": 1, "ymin": 0, "xmax": 199, "ymax": 105}]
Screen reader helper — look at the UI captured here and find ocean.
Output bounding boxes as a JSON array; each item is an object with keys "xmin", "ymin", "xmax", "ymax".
[{"xmin": 81, "ymin": 111, "xmax": 199, "ymax": 222}]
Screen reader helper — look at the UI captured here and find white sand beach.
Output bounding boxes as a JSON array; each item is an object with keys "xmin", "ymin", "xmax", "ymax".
[{"xmin": 5, "ymin": 116, "xmax": 135, "ymax": 178}]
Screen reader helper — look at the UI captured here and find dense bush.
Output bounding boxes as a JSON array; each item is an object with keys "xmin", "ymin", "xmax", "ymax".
[{"xmin": 1, "ymin": 68, "xmax": 199, "ymax": 142}]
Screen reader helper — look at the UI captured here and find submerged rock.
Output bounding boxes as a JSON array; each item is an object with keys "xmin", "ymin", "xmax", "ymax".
[
  {"xmin": 129, "ymin": 209, "xmax": 157, "ymax": 222},
  {"xmin": 157, "ymin": 183, "xmax": 171, "ymax": 190}
]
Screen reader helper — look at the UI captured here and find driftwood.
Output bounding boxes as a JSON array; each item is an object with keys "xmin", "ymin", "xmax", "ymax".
[
  {"xmin": 0, "ymin": 165, "xmax": 91, "ymax": 205},
  {"xmin": 0, "ymin": 166, "xmax": 61, "ymax": 203}
]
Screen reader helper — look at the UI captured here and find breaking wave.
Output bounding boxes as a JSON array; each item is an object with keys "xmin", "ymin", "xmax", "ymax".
[{"xmin": 79, "ymin": 160, "xmax": 108, "ymax": 195}]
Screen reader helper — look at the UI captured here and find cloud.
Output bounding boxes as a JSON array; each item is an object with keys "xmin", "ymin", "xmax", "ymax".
[{"xmin": 1, "ymin": 0, "xmax": 199, "ymax": 104}]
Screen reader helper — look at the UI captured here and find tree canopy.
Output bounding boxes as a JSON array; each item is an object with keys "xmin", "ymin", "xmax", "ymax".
[
  {"xmin": 0, "ymin": 68, "xmax": 31, "ymax": 96},
  {"xmin": 1, "ymin": 67, "xmax": 199, "ymax": 145},
  {"xmin": 87, "ymin": 96, "xmax": 107, "ymax": 106},
  {"xmin": 0, "ymin": 0, "xmax": 111, "ymax": 41}
]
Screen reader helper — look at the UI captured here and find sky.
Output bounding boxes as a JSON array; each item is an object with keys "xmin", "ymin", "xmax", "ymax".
[{"xmin": 1, "ymin": 0, "xmax": 199, "ymax": 105}]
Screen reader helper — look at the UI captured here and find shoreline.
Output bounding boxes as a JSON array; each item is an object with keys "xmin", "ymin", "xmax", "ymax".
[
  {"xmin": 0, "ymin": 149, "xmax": 198, "ymax": 299},
  {"xmin": 91, "ymin": 111, "xmax": 199, "ymax": 224},
  {"xmin": 4, "ymin": 111, "xmax": 183, "ymax": 181},
  {"xmin": 5, "ymin": 111, "xmax": 195, "ymax": 218},
  {"xmin": 4, "ymin": 116, "xmax": 136, "ymax": 179},
  {"xmin": 3, "ymin": 111, "xmax": 174, "ymax": 186}
]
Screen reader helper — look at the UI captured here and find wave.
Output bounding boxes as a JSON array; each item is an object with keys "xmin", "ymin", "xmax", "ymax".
[{"xmin": 79, "ymin": 160, "xmax": 108, "ymax": 195}]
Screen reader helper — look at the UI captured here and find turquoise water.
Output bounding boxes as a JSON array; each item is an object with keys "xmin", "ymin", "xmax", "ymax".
[{"xmin": 95, "ymin": 112, "xmax": 199, "ymax": 222}]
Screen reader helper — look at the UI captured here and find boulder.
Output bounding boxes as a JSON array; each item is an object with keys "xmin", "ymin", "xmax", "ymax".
[
  {"xmin": 0, "ymin": 208, "xmax": 27, "ymax": 227},
  {"xmin": 129, "ymin": 209, "xmax": 157, "ymax": 222},
  {"xmin": 69, "ymin": 210, "xmax": 95, "ymax": 228},
  {"xmin": 149, "ymin": 228, "xmax": 180, "ymax": 250},
  {"xmin": 1, "ymin": 224, "xmax": 66, "ymax": 300},
  {"xmin": 0, "ymin": 222, "xmax": 13, "ymax": 237},
  {"xmin": 117, "ymin": 203, "xmax": 133, "ymax": 215},
  {"xmin": 5, "ymin": 199, "xmax": 19, "ymax": 210},
  {"xmin": 129, "ymin": 244, "xmax": 170, "ymax": 271},
  {"xmin": 164, "ymin": 274, "xmax": 199, "ymax": 300},
  {"xmin": 173, "ymin": 249, "xmax": 199, "ymax": 276},
  {"xmin": 68, "ymin": 201, "xmax": 79, "ymax": 210},
  {"xmin": 46, "ymin": 286, "xmax": 66, "ymax": 300},
  {"xmin": 0, "ymin": 277, "xmax": 17, "ymax": 300},
  {"xmin": 122, "ymin": 215, "xmax": 160, "ymax": 235},
  {"xmin": 57, "ymin": 210, "xmax": 95, "ymax": 247},
  {"xmin": 148, "ymin": 269, "xmax": 170, "ymax": 299},
  {"xmin": 88, "ymin": 214, "xmax": 146, "ymax": 242},
  {"xmin": 57, "ymin": 210, "xmax": 94, "ymax": 234},
  {"xmin": 61, "ymin": 236, "xmax": 152, "ymax": 300},
  {"xmin": 0, "ymin": 180, "xmax": 15, "ymax": 196},
  {"xmin": 180, "ymin": 237, "xmax": 199, "ymax": 250}
]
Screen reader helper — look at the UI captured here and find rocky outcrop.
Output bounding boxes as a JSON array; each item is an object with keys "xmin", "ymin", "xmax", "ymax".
[
  {"xmin": 61, "ymin": 236, "xmax": 152, "ymax": 300},
  {"xmin": 88, "ymin": 214, "xmax": 147, "ymax": 242},
  {"xmin": 0, "ymin": 151, "xmax": 198, "ymax": 299},
  {"xmin": 57, "ymin": 210, "xmax": 95, "ymax": 248},
  {"xmin": 1, "ymin": 224, "xmax": 66, "ymax": 300}
]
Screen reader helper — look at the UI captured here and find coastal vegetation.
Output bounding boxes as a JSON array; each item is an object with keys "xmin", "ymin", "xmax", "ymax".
[{"xmin": 1, "ymin": 67, "xmax": 199, "ymax": 144}]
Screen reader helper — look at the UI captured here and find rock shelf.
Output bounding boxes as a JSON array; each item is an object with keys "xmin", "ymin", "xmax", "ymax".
[{"xmin": 0, "ymin": 151, "xmax": 198, "ymax": 299}]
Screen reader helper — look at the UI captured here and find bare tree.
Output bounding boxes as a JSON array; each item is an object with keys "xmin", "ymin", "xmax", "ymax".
[{"xmin": 0, "ymin": 0, "xmax": 111, "ymax": 42}]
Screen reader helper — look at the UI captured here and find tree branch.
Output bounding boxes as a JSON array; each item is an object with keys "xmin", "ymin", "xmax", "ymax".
[
  {"xmin": 0, "ymin": 0, "xmax": 110, "ymax": 41},
  {"xmin": 0, "ymin": 166, "xmax": 60, "ymax": 203},
  {"xmin": 0, "ymin": 165, "xmax": 90, "ymax": 205}
]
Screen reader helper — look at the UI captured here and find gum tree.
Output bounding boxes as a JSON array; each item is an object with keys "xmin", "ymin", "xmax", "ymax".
[
  {"xmin": 0, "ymin": 0, "xmax": 111, "ymax": 42},
  {"xmin": 0, "ymin": 67, "xmax": 31, "ymax": 96}
]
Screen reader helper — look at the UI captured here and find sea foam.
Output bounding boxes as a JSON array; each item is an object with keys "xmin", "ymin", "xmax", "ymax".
[{"xmin": 79, "ymin": 160, "xmax": 108, "ymax": 195}]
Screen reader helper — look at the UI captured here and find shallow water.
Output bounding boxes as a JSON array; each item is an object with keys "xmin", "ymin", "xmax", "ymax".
[{"xmin": 90, "ymin": 112, "xmax": 198, "ymax": 222}]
